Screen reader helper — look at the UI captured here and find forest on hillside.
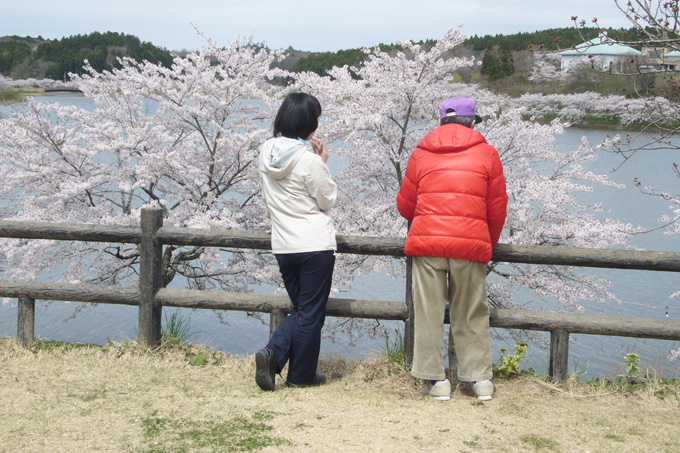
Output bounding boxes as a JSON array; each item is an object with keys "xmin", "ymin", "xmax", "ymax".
[
  {"xmin": 0, "ymin": 32, "xmax": 173, "ymax": 81},
  {"xmin": 0, "ymin": 26, "xmax": 656, "ymax": 83},
  {"xmin": 291, "ymin": 27, "xmax": 644, "ymax": 76}
]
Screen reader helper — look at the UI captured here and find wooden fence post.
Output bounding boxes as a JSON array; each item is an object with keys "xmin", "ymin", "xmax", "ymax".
[
  {"xmin": 269, "ymin": 308, "xmax": 286, "ymax": 340},
  {"xmin": 139, "ymin": 208, "xmax": 164, "ymax": 348},
  {"xmin": 17, "ymin": 296, "xmax": 35, "ymax": 347},
  {"xmin": 447, "ymin": 325, "xmax": 458, "ymax": 382},
  {"xmin": 403, "ymin": 256, "xmax": 414, "ymax": 367},
  {"xmin": 549, "ymin": 329, "xmax": 569, "ymax": 382}
]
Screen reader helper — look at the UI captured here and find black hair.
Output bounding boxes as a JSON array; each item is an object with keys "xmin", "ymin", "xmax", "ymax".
[
  {"xmin": 273, "ymin": 92, "xmax": 322, "ymax": 139},
  {"xmin": 440, "ymin": 109, "xmax": 475, "ymax": 128}
]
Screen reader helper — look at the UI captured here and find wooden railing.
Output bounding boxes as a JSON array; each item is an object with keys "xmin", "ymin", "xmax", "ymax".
[{"xmin": 2, "ymin": 208, "xmax": 680, "ymax": 382}]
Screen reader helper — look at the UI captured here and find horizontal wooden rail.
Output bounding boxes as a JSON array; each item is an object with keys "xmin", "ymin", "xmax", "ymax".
[
  {"xmin": 3, "ymin": 280, "xmax": 678, "ymax": 340},
  {"xmin": 156, "ymin": 227, "xmax": 407, "ymax": 256},
  {"xmin": 488, "ymin": 308, "xmax": 680, "ymax": 341},
  {"xmin": 156, "ymin": 226, "xmax": 680, "ymax": 271},
  {"xmin": 3, "ymin": 212, "xmax": 679, "ymax": 382},
  {"xmin": 0, "ymin": 221, "xmax": 141, "ymax": 244},
  {"xmin": 0, "ymin": 281, "xmax": 139, "ymax": 305},
  {"xmin": 156, "ymin": 289, "xmax": 408, "ymax": 320},
  {"xmin": 492, "ymin": 244, "xmax": 680, "ymax": 272},
  {"xmin": 2, "ymin": 220, "xmax": 679, "ymax": 272}
]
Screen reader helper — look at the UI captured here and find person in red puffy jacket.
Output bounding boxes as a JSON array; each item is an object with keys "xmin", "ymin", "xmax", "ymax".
[{"xmin": 397, "ymin": 98, "xmax": 508, "ymax": 401}]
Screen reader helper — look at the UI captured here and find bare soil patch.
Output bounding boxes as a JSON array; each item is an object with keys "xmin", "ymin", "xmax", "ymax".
[{"xmin": 1, "ymin": 338, "xmax": 678, "ymax": 452}]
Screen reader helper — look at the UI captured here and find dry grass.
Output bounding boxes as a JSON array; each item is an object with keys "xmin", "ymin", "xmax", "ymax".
[{"xmin": 1, "ymin": 338, "xmax": 679, "ymax": 452}]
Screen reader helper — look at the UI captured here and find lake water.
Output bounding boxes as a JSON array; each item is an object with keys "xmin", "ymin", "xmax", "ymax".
[{"xmin": 1, "ymin": 93, "xmax": 678, "ymax": 379}]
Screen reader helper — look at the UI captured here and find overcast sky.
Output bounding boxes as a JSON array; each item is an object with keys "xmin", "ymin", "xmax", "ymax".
[{"xmin": 4, "ymin": 1, "xmax": 631, "ymax": 52}]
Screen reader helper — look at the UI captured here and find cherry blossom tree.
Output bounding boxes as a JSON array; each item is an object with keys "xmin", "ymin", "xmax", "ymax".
[
  {"xmin": 572, "ymin": 0, "xmax": 680, "ymax": 360},
  {"xmin": 528, "ymin": 51, "xmax": 563, "ymax": 85},
  {"xmin": 515, "ymin": 91, "xmax": 639, "ymax": 124},
  {"xmin": 287, "ymin": 28, "xmax": 483, "ymax": 282},
  {"xmin": 0, "ymin": 36, "xmax": 282, "ymax": 294},
  {"xmin": 0, "ymin": 26, "xmax": 645, "ymax": 349},
  {"xmin": 482, "ymin": 109, "xmax": 641, "ymax": 314},
  {"xmin": 283, "ymin": 27, "xmax": 639, "ymax": 343}
]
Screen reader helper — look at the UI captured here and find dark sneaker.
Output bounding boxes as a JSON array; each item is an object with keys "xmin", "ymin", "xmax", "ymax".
[
  {"xmin": 255, "ymin": 348, "xmax": 276, "ymax": 391},
  {"xmin": 285, "ymin": 374, "xmax": 327, "ymax": 388}
]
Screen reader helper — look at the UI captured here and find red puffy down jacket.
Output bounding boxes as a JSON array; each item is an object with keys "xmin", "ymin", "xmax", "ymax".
[{"xmin": 397, "ymin": 123, "xmax": 508, "ymax": 263}]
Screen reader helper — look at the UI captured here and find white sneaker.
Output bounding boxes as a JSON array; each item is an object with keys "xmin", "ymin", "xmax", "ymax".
[
  {"xmin": 422, "ymin": 379, "xmax": 451, "ymax": 401},
  {"xmin": 472, "ymin": 380, "xmax": 494, "ymax": 401}
]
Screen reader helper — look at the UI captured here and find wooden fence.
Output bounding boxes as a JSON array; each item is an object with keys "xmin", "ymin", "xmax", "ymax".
[{"xmin": 2, "ymin": 207, "xmax": 680, "ymax": 382}]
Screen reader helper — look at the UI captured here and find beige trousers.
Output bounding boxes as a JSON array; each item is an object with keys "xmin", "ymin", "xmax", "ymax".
[{"xmin": 411, "ymin": 256, "xmax": 493, "ymax": 382}]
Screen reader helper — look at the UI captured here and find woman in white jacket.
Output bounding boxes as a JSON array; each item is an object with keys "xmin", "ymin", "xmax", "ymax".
[{"xmin": 255, "ymin": 93, "xmax": 337, "ymax": 390}]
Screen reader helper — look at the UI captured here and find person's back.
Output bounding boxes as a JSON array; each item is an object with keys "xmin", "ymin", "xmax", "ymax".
[
  {"xmin": 397, "ymin": 97, "xmax": 507, "ymax": 402},
  {"xmin": 397, "ymin": 121, "xmax": 506, "ymax": 262},
  {"xmin": 255, "ymin": 92, "xmax": 337, "ymax": 392}
]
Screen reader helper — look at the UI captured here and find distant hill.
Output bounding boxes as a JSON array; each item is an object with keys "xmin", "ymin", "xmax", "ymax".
[
  {"xmin": 0, "ymin": 27, "xmax": 648, "ymax": 82},
  {"xmin": 463, "ymin": 26, "xmax": 643, "ymax": 52},
  {"xmin": 290, "ymin": 27, "xmax": 643, "ymax": 76},
  {"xmin": 0, "ymin": 32, "xmax": 173, "ymax": 81}
]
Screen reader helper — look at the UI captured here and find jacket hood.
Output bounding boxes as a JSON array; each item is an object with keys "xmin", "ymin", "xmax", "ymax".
[
  {"xmin": 262, "ymin": 137, "xmax": 309, "ymax": 180},
  {"xmin": 417, "ymin": 123, "xmax": 488, "ymax": 153}
]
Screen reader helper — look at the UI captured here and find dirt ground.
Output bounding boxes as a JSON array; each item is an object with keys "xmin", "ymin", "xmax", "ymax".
[{"xmin": 1, "ymin": 338, "xmax": 679, "ymax": 452}]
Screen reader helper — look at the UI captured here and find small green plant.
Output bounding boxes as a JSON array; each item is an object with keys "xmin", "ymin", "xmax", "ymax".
[
  {"xmin": 622, "ymin": 353, "xmax": 640, "ymax": 380},
  {"xmin": 493, "ymin": 343, "xmax": 534, "ymax": 379},
  {"xmin": 384, "ymin": 328, "xmax": 405, "ymax": 365},
  {"xmin": 162, "ymin": 309, "xmax": 197, "ymax": 347},
  {"xmin": 189, "ymin": 353, "xmax": 206, "ymax": 366},
  {"xmin": 616, "ymin": 353, "xmax": 645, "ymax": 390}
]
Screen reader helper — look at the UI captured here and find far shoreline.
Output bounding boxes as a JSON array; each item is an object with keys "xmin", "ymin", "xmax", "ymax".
[{"xmin": 0, "ymin": 87, "xmax": 671, "ymax": 132}]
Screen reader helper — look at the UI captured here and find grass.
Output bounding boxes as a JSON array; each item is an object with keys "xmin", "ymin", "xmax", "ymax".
[
  {"xmin": 2, "ymin": 337, "xmax": 680, "ymax": 452},
  {"xmin": 161, "ymin": 309, "xmax": 198, "ymax": 347},
  {"xmin": 139, "ymin": 411, "xmax": 289, "ymax": 452},
  {"xmin": 0, "ymin": 87, "xmax": 23, "ymax": 103},
  {"xmin": 521, "ymin": 434, "xmax": 560, "ymax": 451},
  {"xmin": 384, "ymin": 327, "xmax": 405, "ymax": 365}
]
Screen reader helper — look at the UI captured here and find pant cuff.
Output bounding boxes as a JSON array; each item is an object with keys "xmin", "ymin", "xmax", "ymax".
[
  {"xmin": 457, "ymin": 373, "xmax": 493, "ymax": 382},
  {"xmin": 411, "ymin": 369, "xmax": 446, "ymax": 381}
]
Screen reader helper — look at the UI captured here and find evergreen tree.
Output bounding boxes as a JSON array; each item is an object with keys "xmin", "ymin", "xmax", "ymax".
[
  {"xmin": 480, "ymin": 48, "xmax": 497, "ymax": 78},
  {"xmin": 0, "ymin": 32, "xmax": 172, "ymax": 80},
  {"xmin": 480, "ymin": 39, "xmax": 515, "ymax": 81},
  {"xmin": 497, "ymin": 38, "xmax": 515, "ymax": 78}
]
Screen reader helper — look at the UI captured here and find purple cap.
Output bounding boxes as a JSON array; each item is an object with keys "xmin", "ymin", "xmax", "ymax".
[{"xmin": 439, "ymin": 98, "xmax": 482, "ymax": 123}]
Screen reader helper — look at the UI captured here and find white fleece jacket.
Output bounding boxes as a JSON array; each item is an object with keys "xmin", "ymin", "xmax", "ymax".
[{"xmin": 259, "ymin": 137, "xmax": 337, "ymax": 254}]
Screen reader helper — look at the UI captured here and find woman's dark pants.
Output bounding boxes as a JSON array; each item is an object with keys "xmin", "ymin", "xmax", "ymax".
[{"xmin": 266, "ymin": 250, "xmax": 335, "ymax": 384}]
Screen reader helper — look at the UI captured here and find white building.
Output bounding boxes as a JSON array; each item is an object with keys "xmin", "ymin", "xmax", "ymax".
[
  {"xmin": 662, "ymin": 50, "xmax": 680, "ymax": 70},
  {"xmin": 560, "ymin": 39, "xmax": 642, "ymax": 73}
]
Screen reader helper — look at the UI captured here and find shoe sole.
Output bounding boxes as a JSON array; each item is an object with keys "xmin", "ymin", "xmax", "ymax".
[
  {"xmin": 431, "ymin": 395, "xmax": 451, "ymax": 401},
  {"xmin": 473, "ymin": 381, "xmax": 494, "ymax": 401},
  {"xmin": 285, "ymin": 377, "xmax": 327, "ymax": 388},
  {"xmin": 255, "ymin": 350, "xmax": 275, "ymax": 391}
]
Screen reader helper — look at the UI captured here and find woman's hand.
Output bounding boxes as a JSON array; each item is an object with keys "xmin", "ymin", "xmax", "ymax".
[{"xmin": 315, "ymin": 140, "xmax": 329, "ymax": 163}]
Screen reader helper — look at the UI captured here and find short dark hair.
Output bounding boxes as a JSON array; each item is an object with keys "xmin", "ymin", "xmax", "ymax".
[
  {"xmin": 440, "ymin": 109, "xmax": 475, "ymax": 128},
  {"xmin": 273, "ymin": 92, "xmax": 322, "ymax": 139}
]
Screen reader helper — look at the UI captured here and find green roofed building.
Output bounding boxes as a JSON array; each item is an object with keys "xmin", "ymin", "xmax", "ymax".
[
  {"xmin": 560, "ymin": 36, "xmax": 642, "ymax": 73},
  {"xmin": 662, "ymin": 50, "xmax": 680, "ymax": 70}
]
